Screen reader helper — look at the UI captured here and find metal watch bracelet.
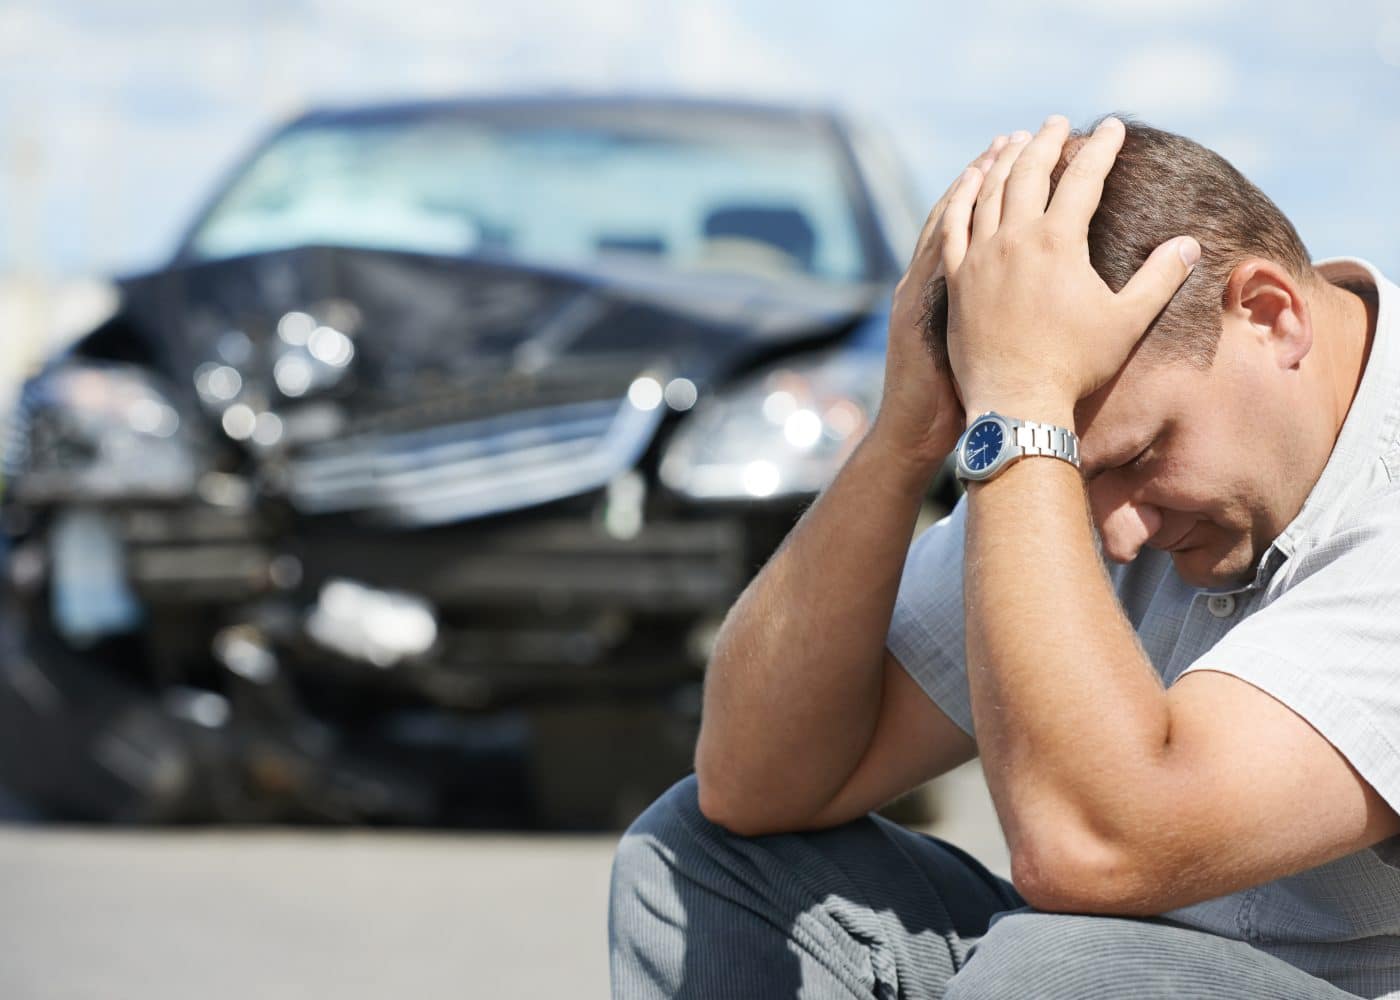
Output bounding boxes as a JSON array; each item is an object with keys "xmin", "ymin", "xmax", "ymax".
[{"xmin": 1011, "ymin": 418, "xmax": 1080, "ymax": 467}]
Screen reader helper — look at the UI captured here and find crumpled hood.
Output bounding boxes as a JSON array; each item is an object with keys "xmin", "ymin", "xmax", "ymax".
[
  {"xmin": 114, "ymin": 244, "xmax": 881, "ymax": 418},
  {"xmin": 102, "ymin": 245, "xmax": 884, "ymax": 526}
]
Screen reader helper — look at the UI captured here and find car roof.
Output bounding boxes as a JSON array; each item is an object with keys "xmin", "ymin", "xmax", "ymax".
[{"xmin": 288, "ymin": 93, "xmax": 846, "ymax": 131}]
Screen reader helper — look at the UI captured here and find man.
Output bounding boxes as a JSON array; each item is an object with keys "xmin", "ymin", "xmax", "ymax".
[{"xmin": 609, "ymin": 115, "xmax": 1400, "ymax": 998}]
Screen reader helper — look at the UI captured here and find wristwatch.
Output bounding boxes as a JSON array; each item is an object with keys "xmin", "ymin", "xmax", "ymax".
[{"xmin": 954, "ymin": 411, "xmax": 1080, "ymax": 483}]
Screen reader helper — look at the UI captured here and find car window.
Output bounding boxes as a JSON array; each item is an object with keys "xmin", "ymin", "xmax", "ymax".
[{"xmin": 187, "ymin": 115, "xmax": 871, "ymax": 283}]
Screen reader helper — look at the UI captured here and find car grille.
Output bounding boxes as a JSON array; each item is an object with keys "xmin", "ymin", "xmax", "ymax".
[{"xmin": 285, "ymin": 393, "xmax": 664, "ymax": 526}]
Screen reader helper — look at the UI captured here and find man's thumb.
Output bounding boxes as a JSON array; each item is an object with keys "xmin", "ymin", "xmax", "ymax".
[{"xmin": 1118, "ymin": 236, "xmax": 1200, "ymax": 329}]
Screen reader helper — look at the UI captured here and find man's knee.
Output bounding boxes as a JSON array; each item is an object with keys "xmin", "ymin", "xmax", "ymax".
[
  {"xmin": 609, "ymin": 774, "xmax": 710, "ymax": 932},
  {"xmin": 610, "ymin": 773, "xmax": 742, "ymax": 995},
  {"xmin": 612, "ymin": 773, "xmax": 707, "ymax": 883},
  {"xmin": 626, "ymin": 772, "xmax": 708, "ymax": 839}
]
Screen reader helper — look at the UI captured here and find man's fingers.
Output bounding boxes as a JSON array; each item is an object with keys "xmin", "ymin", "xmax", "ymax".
[
  {"xmin": 1117, "ymin": 236, "xmax": 1201, "ymax": 334},
  {"xmin": 1000, "ymin": 115, "xmax": 1072, "ymax": 224},
  {"xmin": 939, "ymin": 166, "xmax": 986, "ymax": 275},
  {"xmin": 977, "ymin": 135, "xmax": 1009, "ymax": 174},
  {"xmin": 972, "ymin": 130, "xmax": 1031, "ymax": 243},
  {"xmin": 910, "ymin": 136, "xmax": 1007, "ymax": 265},
  {"xmin": 1046, "ymin": 116, "xmax": 1126, "ymax": 234}
]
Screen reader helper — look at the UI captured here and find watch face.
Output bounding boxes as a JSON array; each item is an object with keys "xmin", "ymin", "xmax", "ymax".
[{"xmin": 963, "ymin": 419, "xmax": 1005, "ymax": 474}]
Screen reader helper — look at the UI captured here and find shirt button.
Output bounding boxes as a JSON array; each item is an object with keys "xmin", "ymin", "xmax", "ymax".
[{"xmin": 1207, "ymin": 594, "xmax": 1237, "ymax": 618}]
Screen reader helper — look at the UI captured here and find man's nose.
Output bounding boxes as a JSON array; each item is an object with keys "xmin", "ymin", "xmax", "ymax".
[{"xmin": 1090, "ymin": 493, "xmax": 1163, "ymax": 564}]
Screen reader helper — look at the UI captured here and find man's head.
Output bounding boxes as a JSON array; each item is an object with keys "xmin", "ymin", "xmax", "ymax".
[{"xmin": 924, "ymin": 118, "xmax": 1375, "ymax": 587}]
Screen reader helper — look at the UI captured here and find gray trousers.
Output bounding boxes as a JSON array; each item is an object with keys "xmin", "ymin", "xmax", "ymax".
[{"xmin": 609, "ymin": 774, "xmax": 1357, "ymax": 999}]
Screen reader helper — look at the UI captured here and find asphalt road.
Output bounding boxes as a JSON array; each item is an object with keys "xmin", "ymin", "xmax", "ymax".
[{"xmin": 1, "ymin": 763, "xmax": 1007, "ymax": 999}]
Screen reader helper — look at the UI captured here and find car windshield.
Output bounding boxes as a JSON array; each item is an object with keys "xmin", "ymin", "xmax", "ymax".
[{"xmin": 185, "ymin": 110, "xmax": 873, "ymax": 283}]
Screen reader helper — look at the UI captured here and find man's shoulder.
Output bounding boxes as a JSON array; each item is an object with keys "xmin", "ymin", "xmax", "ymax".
[{"xmin": 1295, "ymin": 479, "xmax": 1400, "ymax": 569}]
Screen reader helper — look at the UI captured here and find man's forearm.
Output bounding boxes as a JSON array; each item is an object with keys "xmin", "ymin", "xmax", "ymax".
[
  {"xmin": 694, "ymin": 426, "xmax": 938, "ymax": 828},
  {"xmin": 964, "ymin": 457, "xmax": 1171, "ymax": 881}
]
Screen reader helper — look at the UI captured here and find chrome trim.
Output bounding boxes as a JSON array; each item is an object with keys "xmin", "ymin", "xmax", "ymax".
[{"xmin": 286, "ymin": 394, "xmax": 664, "ymax": 526}]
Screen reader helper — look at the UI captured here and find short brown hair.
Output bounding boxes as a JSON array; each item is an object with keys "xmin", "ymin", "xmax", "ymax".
[{"xmin": 921, "ymin": 116, "xmax": 1313, "ymax": 369}]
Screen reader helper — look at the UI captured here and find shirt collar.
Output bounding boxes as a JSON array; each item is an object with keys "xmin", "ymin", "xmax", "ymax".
[{"xmin": 1271, "ymin": 256, "xmax": 1399, "ymax": 563}]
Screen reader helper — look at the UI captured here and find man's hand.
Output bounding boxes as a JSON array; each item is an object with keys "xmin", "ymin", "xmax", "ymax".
[
  {"xmin": 938, "ymin": 115, "xmax": 1200, "ymax": 426},
  {"xmin": 872, "ymin": 136, "xmax": 1007, "ymax": 473}
]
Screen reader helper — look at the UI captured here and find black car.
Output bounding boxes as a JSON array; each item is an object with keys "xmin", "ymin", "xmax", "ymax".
[{"xmin": 0, "ymin": 96, "xmax": 950, "ymax": 827}]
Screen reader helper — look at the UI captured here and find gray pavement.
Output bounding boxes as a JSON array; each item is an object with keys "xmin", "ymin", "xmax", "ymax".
[{"xmin": 0, "ymin": 763, "xmax": 1007, "ymax": 999}]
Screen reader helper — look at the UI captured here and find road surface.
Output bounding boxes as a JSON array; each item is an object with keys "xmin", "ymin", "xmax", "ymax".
[{"xmin": 1, "ymin": 763, "xmax": 1007, "ymax": 999}]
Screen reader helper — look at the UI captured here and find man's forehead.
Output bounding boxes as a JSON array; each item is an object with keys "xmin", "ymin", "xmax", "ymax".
[{"xmin": 1074, "ymin": 364, "xmax": 1164, "ymax": 476}]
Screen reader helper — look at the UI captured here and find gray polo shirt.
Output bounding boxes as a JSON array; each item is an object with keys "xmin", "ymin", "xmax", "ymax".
[{"xmin": 888, "ymin": 257, "xmax": 1400, "ymax": 998}]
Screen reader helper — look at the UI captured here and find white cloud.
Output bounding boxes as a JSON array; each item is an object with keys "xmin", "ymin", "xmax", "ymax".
[
  {"xmin": 1195, "ymin": 129, "xmax": 1272, "ymax": 176},
  {"xmin": 662, "ymin": 2, "xmax": 809, "ymax": 95},
  {"xmin": 932, "ymin": 33, "xmax": 1078, "ymax": 108},
  {"xmin": 297, "ymin": 0, "xmax": 805, "ymax": 97},
  {"xmin": 2, "ymin": 0, "xmax": 1396, "ymax": 281},
  {"xmin": 1378, "ymin": 13, "xmax": 1400, "ymax": 68},
  {"xmin": 1043, "ymin": 0, "xmax": 1219, "ymax": 17},
  {"xmin": 1104, "ymin": 43, "xmax": 1236, "ymax": 116},
  {"xmin": 2, "ymin": 0, "xmax": 812, "ymax": 274},
  {"xmin": 0, "ymin": 5, "xmax": 52, "ymax": 56}
]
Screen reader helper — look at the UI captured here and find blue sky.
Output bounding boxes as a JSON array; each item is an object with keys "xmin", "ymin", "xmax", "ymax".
[{"xmin": 2, "ymin": 0, "xmax": 1397, "ymax": 278}]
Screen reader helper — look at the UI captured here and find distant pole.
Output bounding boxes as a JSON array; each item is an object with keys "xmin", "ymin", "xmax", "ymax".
[
  {"xmin": 94, "ymin": 94, "xmax": 123, "ymax": 278},
  {"xmin": 4, "ymin": 121, "xmax": 48, "ymax": 382}
]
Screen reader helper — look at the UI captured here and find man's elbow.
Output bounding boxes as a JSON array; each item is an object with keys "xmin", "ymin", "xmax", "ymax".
[
  {"xmin": 696, "ymin": 774, "xmax": 776, "ymax": 837},
  {"xmin": 1009, "ymin": 826, "xmax": 1168, "ymax": 916},
  {"xmin": 692, "ymin": 744, "xmax": 757, "ymax": 834},
  {"xmin": 695, "ymin": 773, "xmax": 745, "ymax": 832}
]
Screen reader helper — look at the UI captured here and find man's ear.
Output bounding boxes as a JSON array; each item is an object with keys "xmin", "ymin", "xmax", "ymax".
[{"xmin": 1224, "ymin": 258, "xmax": 1312, "ymax": 370}]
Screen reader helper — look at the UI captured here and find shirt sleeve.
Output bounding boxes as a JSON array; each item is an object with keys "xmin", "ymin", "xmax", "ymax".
[
  {"xmin": 886, "ymin": 495, "xmax": 975, "ymax": 736},
  {"xmin": 1180, "ymin": 496, "xmax": 1400, "ymax": 815}
]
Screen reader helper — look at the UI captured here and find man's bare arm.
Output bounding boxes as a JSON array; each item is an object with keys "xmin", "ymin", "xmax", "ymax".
[
  {"xmin": 693, "ymin": 140, "xmax": 1004, "ymax": 835},
  {"xmin": 694, "ymin": 432, "xmax": 970, "ymax": 836},
  {"xmin": 803, "ymin": 648, "xmax": 976, "ymax": 830}
]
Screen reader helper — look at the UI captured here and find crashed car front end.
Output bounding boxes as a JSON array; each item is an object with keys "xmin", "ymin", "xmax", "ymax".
[
  {"xmin": 0, "ymin": 98, "xmax": 930, "ymax": 827},
  {"xmin": 2, "ymin": 249, "xmax": 897, "ymax": 826}
]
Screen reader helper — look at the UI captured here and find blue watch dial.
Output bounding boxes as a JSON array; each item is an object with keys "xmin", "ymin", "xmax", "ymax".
[{"xmin": 963, "ymin": 419, "xmax": 1004, "ymax": 472}]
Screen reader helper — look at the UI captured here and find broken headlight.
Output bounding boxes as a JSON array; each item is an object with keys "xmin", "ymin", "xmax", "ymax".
[
  {"xmin": 660, "ymin": 348, "xmax": 881, "ymax": 500},
  {"xmin": 6, "ymin": 362, "xmax": 203, "ymax": 503}
]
